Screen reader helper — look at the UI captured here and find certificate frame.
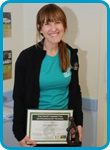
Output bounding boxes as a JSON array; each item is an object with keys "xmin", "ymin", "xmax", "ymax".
[{"xmin": 26, "ymin": 109, "xmax": 73, "ymax": 144}]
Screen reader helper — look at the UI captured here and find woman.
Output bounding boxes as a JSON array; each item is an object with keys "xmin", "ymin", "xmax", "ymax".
[{"xmin": 13, "ymin": 3, "xmax": 83, "ymax": 147}]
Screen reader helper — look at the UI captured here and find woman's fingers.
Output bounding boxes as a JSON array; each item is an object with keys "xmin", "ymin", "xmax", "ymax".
[{"xmin": 19, "ymin": 136, "xmax": 36, "ymax": 147}]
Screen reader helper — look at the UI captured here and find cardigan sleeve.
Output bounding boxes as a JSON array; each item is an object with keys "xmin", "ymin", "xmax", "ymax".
[
  {"xmin": 69, "ymin": 48, "xmax": 83, "ymax": 127},
  {"xmin": 73, "ymin": 54, "xmax": 83, "ymax": 126},
  {"xmin": 12, "ymin": 51, "xmax": 27, "ymax": 141}
]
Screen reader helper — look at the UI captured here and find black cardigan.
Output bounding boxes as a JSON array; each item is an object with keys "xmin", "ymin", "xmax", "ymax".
[{"xmin": 12, "ymin": 42, "xmax": 83, "ymax": 141}]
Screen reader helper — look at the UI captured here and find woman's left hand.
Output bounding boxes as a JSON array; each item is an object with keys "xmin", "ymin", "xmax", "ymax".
[{"xmin": 77, "ymin": 125, "xmax": 83, "ymax": 142}]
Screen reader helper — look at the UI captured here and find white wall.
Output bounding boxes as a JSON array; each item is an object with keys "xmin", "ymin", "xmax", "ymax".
[
  {"xmin": 3, "ymin": 3, "xmax": 107, "ymax": 147},
  {"xmin": 3, "ymin": 3, "xmax": 107, "ymax": 99},
  {"xmin": 96, "ymin": 4, "xmax": 107, "ymax": 146},
  {"xmin": 3, "ymin": 3, "xmax": 24, "ymax": 92}
]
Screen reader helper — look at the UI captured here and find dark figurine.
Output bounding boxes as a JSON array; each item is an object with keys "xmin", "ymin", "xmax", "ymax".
[{"xmin": 66, "ymin": 117, "xmax": 82, "ymax": 147}]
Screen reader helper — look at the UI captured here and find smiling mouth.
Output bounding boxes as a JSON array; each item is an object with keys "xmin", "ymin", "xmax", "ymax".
[{"xmin": 49, "ymin": 33, "xmax": 59, "ymax": 37}]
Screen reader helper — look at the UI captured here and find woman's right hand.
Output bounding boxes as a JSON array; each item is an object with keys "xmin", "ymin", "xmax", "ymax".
[{"xmin": 19, "ymin": 136, "xmax": 36, "ymax": 147}]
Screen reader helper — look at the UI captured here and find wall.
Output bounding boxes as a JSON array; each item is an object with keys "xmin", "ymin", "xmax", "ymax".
[
  {"xmin": 3, "ymin": 3, "xmax": 24, "ymax": 92},
  {"xmin": 3, "ymin": 3, "xmax": 107, "ymax": 102},
  {"xmin": 96, "ymin": 4, "xmax": 107, "ymax": 146},
  {"xmin": 3, "ymin": 3, "xmax": 107, "ymax": 147}
]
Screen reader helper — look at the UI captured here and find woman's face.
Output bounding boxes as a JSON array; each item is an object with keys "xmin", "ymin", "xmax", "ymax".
[{"xmin": 40, "ymin": 19, "xmax": 65, "ymax": 46}]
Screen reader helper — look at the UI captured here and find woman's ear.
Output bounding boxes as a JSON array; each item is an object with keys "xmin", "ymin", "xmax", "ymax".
[
  {"xmin": 37, "ymin": 24, "xmax": 43, "ymax": 36},
  {"xmin": 37, "ymin": 24, "xmax": 40, "ymax": 31},
  {"xmin": 37, "ymin": 24, "xmax": 43, "ymax": 34}
]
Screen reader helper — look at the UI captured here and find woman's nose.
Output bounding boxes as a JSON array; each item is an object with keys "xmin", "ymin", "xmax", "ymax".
[{"xmin": 51, "ymin": 23, "xmax": 57, "ymax": 31}]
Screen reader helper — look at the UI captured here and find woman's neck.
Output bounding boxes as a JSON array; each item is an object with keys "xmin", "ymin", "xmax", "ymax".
[{"xmin": 43, "ymin": 40, "xmax": 58, "ymax": 56}]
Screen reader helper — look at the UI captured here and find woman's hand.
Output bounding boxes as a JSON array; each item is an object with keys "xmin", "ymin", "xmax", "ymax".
[
  {"xmin": 77, "ymin": 125, "xmax": 83, "ymax": 142},
  {"xmin": 19, "ymin": 136, "xmax": 36, "ymax": 147}
]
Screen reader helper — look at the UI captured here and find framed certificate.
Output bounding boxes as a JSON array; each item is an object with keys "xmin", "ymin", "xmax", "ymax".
[{"xmin": 26, "ymin": 109, "xmax": 73, "ymax": 144}]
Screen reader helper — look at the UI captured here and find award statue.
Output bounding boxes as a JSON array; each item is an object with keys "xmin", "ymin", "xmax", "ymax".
[{"xmin": 66, "ymin": 117, "xmax": 82, "ymax": 147}]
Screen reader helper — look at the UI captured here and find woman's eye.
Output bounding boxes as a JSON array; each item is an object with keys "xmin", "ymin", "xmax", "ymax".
[
  {"xmin": 44, "ymin": 23, "xmax": 49, "ymax": 25},
  {"xmin": 44, "ymin": 22, "xmax": 49, "ymax": 25},
  {"xmin": 56, "ymin": 21, "xmax": 61, "ymax": 24}
]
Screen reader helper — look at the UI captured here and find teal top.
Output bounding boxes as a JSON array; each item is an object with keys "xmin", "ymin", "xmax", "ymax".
[{"xmin": 39, "ymin": 50, "xmax": 71, "ymax": 109}]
